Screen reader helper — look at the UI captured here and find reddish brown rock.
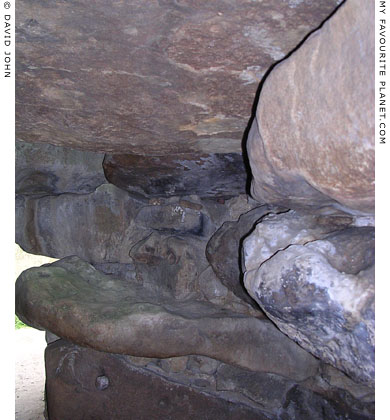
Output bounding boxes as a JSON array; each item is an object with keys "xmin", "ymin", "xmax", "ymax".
[
  {"xmin": 247, "ymin": 0, "xmax": 374, "ymax": 214},
  {"xmin": 16, "ymin": 0, "xmax": 340, "ymax": 155}
]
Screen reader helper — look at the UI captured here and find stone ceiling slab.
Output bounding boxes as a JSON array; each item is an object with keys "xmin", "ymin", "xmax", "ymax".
[{"xmin": 16, "ymin": 0, "xmax": 340, "ymax": 154}]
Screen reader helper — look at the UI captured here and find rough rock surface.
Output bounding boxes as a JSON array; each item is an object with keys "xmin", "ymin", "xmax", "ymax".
[
  {"xmin": 44, "ymin": 339, "xmax": 374, "ymax": 420},
  {"xmin": 45, "ymin": 340, "xmax": 270, "ymax": 420},
  {"xmin": 16, "ymin": 0, "xmax": 340, "ymax": 155},
  {"xmin": 206, "ymin": 205, "xmax": 280, "ymax": 304},
  {"xmin": 16, "ymin": 182, "xmax": 258, "ymax": 265},
  {"xmin": 15, "ymin": 184, "xmax": 263, "ymax": 311},
  {"xmin": 135, "ymin": 203, "xmax": 211, "ymax": 236},
  {"xmin": 129, "ymin": 231, "xmax": 210, "ymax": 301},
  {"xmin": 16, "ymin": 140, "xmax": 106, "ymax": 195},
  {"xmin": 243, "ymin": 212, "xmax": 375, "ymax": 387},
  {"xmin": 103, "ymin": 153, "xmax": 248, "ymax": 198},
  {"xmin": 247, "ymin": 0, "xmax": 374, "ymax": 214},
  {"xmin": 15, "ymin": 184, "xmax": 146, "ymax": 263},
  {"xmin": 242, "ymin": 210, "xmax": 355, "ymax": 272},
  {"xmin": 16, "ymin": 256, "xmax": 320, "ymax": 381}
]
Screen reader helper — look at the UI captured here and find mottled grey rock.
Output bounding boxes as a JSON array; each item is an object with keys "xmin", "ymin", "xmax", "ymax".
[
  {"xmin": 244, "ymin": 215, "xmax": 375, "ymax": 387},
  {"xmin": 16, "ymin": 184, "xmax": 147, "ymax": 263},
  {"xmin": 91, "ymin": 262, "xmax": 137, "ymax": 283},
  {"xmin": 242, "ymin": 210, "xmax": 354, "ymax": 273},
  {"xmin": 195, "ymin": 266, "xmax": 260, "ymax": 317},
  {"xmin": 135, "ymin": 203, "xmax": 211, "ymax": 236},
  {"xmin": 247, "ymin": 0, "xmax": 374, "ymax": 214},
  {"xmin": 129, "ymin": 232, "xmax": 209, "ymax": 300},
  {"xmin": 16, "ymin": 140, "xmax": 106, "ymax": 195},
  {"xmin": 280, "ymin": 385, "xmax": 373, "ymax": 420},
  {"xmin": 103, "ymin": 153, "xmax": 248, "ymax": 198},
  {"xmin": 320, "ymin": 364, "xmax": 375, "ymax": 403},
  {"xmin": 187, "ymin": 355, "xmax": 220, "ymax": 376},
  {"xmin": 216, "ymin": 364, "xmax": 294, "ymax": 412},
  {"xmin": 16, "ymin": 256, "xmax": 319, "ymax": 381},
  {"xmin": 16, "ymin": 0, "xmax": 340, "ymax": 155},
  {"xmin": 206, "ymin": 205, "xmax": 283, "ymax": 304}
]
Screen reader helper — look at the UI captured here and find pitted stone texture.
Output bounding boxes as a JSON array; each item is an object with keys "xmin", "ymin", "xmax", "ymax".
[
  {"xmin": 247, "ymin": 0, "xmax": 374, "ymax": 214},
  {"xmin": 16, "ymin": 0, "xmax": 340, "ymax": 155},
  {"xmin": 16, "ymin": 140, "xmax": 106, "ymax": 195},
  {"xmin": 16, "ymin": 256, "xmax": 319, "ymax": 381},
  {"xmin": 244, "ymin": 214, "xmax": 375, "ymax": 387},
  {"xmin": 103, "ymin": 153, "xmax": 248, "ymax": 198}
]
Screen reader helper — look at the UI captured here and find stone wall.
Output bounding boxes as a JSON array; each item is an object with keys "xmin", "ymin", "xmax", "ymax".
[{"xmin": 15, "ymin": 0, "xmax": 374, "ymax": 418}]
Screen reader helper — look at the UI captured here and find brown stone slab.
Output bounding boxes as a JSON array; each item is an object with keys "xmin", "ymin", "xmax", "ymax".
[{"xmin": 45, "ymin": 339, "xmax": 270, "ymax": 420}]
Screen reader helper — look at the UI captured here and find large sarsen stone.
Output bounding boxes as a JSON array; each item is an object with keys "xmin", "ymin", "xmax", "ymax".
[{"xmin": 247, "ymin": 0, "xmax": 374, "ymax": 214}]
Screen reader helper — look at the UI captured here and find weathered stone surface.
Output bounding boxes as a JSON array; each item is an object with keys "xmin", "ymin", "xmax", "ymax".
[
  {"xmin": 135, "ymin": 203, "xmax": 211, "ymax": 236},
  {"xmin": 16, "ymin": 256, "xmax": 320, "ymax": 381},
  {"xmin": 280, "ymin": 385, "xmax": 373, "ymax": 420},
  {"xmin": 15, "ymin": 184, "xmax": 262, "ymax": 311},
  {"xmin": 243, "ymin": 210, "xmax": 354, "ymax": 273},
  {"xmin": 129, "ymin": 231, "xmax": 209, "ymax": 300},
  {"xmin": 16, "ymin": 0, "xmax": 340, "ymax": 155},
  {"xmin": 216, "ymin": 364, "xmax": 294, "ymax": 412},
  {"xmin": 16, "ymin": 140, "xmax": 106, "ymax": 195},
  {"xmin": 244, "ymin": 212, "xmax": 375, "ymax": 387},
  {"xmin": 45, "ymin": 340, "xmax": 270, "ymax": 420},
  {"xmin": 15, "ymin": 184, "xmax": 147, "ymax": 263},
  {"xmin": 247, "ymin": 0, "xmax": 374, "ymax": 214},
  {"xmin": 45, "ymin": 339, "xmax": 374, "ymax": 420},
  {"xmin": 206, "ymin": 205, "xmax": 278, "ymax": 304},
  {"xmin": 196, "ymin": 266, "xmax": 257, "ymax": 316},
  {"xmin": 103, "ymin": 153, "xmax": 248, "ymax": 198}
]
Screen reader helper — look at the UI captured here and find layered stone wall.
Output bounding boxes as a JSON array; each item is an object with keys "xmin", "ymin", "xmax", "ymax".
[{"xmin": 15, "ymin": 0, "xmax": 374, "ymax": 418}]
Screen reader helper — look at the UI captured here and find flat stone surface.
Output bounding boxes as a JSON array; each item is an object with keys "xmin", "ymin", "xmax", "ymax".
[
  {"xmin": 244, "ymin": 213, "xmax": 375, "ymax": 387},
  {"xmin": 16, "ymin": 256, "xmax": 319, "ymax": 382},
  {"xmin": 16, "ymin": 0, "xmax": 340, "ymax": 155},
  {"xmin": 247, "ymin": 0, "xmax": 374, "ymax": 214}
]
